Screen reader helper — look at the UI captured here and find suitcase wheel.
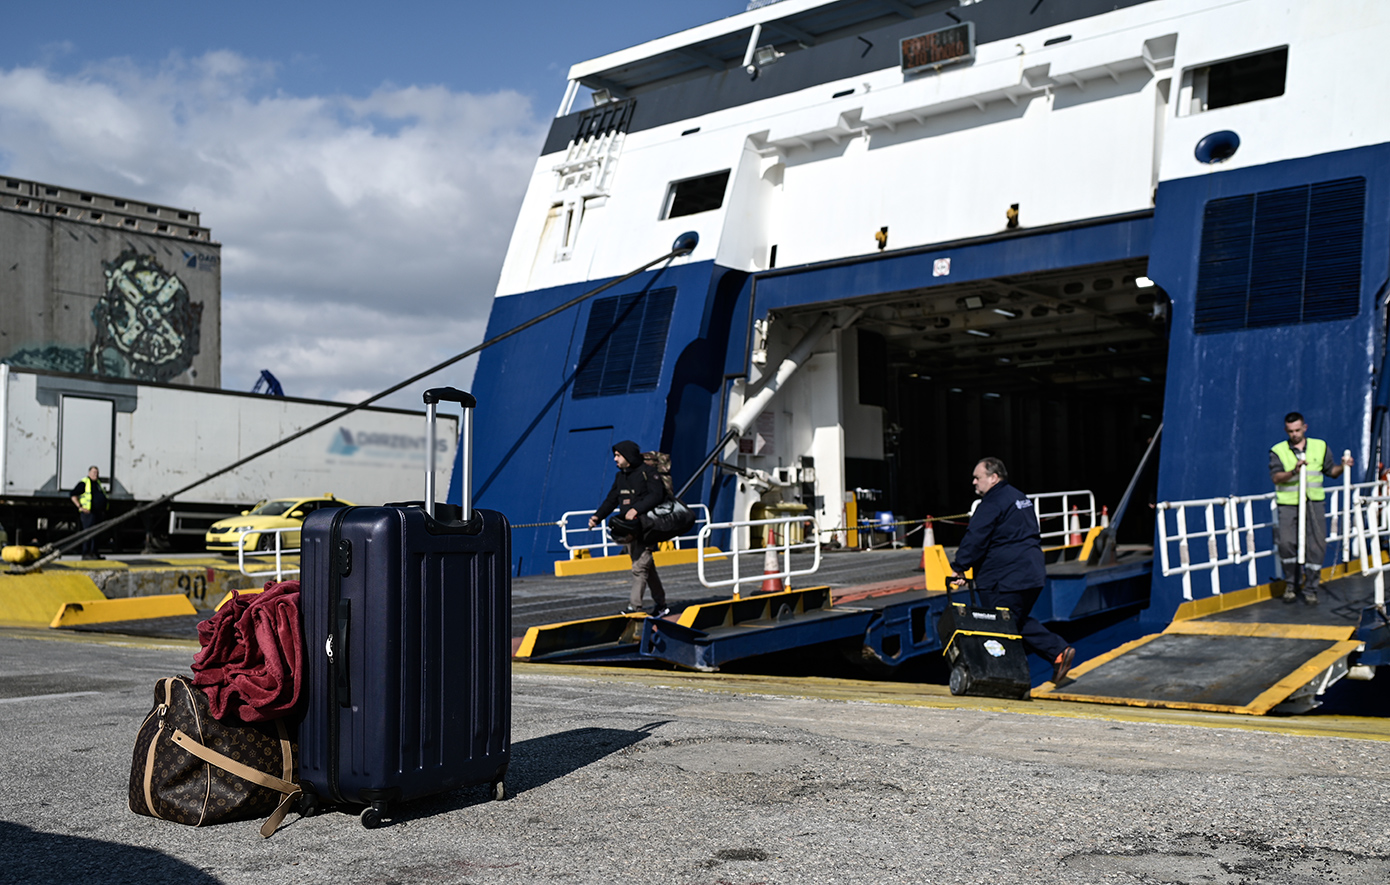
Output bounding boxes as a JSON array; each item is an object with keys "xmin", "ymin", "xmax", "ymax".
[
  {"xmin": 297, "ymin": 793, "xmax": 322, "ymax": 818},
  {"xmin": 949, "ymin": 664, "xmax": 972, "ymax": 696},
  {"xmin": 491, "ymin": 779, "xmax": 505, "ymax": 802},
  {"xmin": 360, "ymin": 801, "xmax": 387, "ymax": 829}
]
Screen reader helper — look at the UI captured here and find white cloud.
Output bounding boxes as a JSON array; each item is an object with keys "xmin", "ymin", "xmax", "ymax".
[{"xmin": 0, "ymin": 52, "xmax": 546, "ymax": 407}]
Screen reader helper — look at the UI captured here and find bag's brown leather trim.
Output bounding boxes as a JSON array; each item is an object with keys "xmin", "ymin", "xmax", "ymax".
[
  {"xmin": 177, "ymin": 680, "xmax": 213, "ymax": 827},
  {"xmin": 142, "ymin": 678, "xmax": 174, "ymax": 820},
  {"xmin": 276, "ymin": 719, "xmax": 293, "ymax": 784}
]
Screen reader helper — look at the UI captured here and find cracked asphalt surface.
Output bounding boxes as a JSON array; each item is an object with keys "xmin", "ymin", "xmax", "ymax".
[{"xmin": 3, "ymin": 627, "xmax": 1390, "ymax": 885}]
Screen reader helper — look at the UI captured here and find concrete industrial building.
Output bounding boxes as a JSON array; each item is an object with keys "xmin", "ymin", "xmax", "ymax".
[{"xmin": 0, "ymin": 175, "xmax": 220, "ymax": 387}]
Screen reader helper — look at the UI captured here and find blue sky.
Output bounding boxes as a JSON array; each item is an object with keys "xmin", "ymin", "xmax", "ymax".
[{"xmin": 0, "ymin": 1, "xmax": 744, "ymax": 405}]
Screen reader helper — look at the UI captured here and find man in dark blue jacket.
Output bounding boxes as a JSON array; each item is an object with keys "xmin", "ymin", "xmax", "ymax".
[
  {"xmin": 589, "ymin": 440, "xmax": 670, "ymax": 617},
  {"xmin": 951, "ymin": 457, "xmax": 1075, "ymax": 684}
]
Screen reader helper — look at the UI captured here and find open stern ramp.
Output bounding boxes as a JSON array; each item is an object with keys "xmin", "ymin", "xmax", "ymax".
[
  {"xmin": 1036, "ymin": 574, "xmax": 1374, "ymax": 714},
  {"xmin": 639, "ymin": 587, "xmax": 874, "ymax": 672}
]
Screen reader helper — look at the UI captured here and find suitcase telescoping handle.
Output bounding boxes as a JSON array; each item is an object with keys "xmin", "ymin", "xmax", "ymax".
[{"xmin": 423, "ymin": 387, "xmax": 477, "ymax": 521}]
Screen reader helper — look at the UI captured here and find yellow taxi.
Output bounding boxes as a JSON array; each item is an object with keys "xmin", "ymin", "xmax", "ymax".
[{"xmin": 205, "ymin": 495, "xmax": 352, "ymax": 554}]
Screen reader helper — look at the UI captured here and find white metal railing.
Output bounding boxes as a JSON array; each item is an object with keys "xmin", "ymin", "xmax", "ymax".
[
  {"xmin": 697, "ymin": 515, "xmax": 821, "ymax": 598},
  {"xmin": 1157, "ymin": 471, "xmax": 1387, "ymax": 600},
  {"xmin": 1354, "ymin": 494, "xmax": 1390, "ymax": 606},
  {"xmin": 237, "ymin": 526, "xmax": 300, "ymax": 582},
  {"xmin": 1029, "ymin": 489, "xmax": 1097, "ymax": 545},
  {"xmin": 558, "ymin": 504, "xmax": 711, "ymax": 558}
]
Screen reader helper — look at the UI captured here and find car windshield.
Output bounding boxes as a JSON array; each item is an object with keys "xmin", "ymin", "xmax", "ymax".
[{"xmin": 247, "ymin": 500, "xmax": 299, "ymax": 517}]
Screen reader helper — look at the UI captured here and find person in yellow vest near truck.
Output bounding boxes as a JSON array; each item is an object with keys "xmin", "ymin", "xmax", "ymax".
[
  {"xmin": 1269, "ymin": 412, "xmax": 1353, "ymax": 605},
  {"xmin": 69, "ymin": 465, "xmax": 109, "ymax": 560}
]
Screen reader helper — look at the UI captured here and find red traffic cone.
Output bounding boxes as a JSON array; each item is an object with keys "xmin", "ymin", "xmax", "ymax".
[
  {"xmin": 1068, "ymin": 505, "xmax": 1083, "ymax": 546},
  {"xmin": 761, "ymin": 527, "xmax": 784, "ymax": 594}
]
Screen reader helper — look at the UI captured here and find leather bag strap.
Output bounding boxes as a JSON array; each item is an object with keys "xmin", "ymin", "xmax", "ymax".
[{"xmin": 170, "ymin": 729, "xmax": 302, "ymax": 838}]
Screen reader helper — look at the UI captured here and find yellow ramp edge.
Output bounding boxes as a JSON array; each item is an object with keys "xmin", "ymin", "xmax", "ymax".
[
  {"xmin": 214, "ymin": 585, "xmax": 268, "ymax": 611},
  {"xmin": 50, "ymin": 593, "xmax": 197, "ymax": 629},
  {"xmin": 555, "ymin": 554, "xmax": 632, "ymax": 576},
  {"xmin": 515, "ymin": 612, "xmax": 646, "ymax": 659},
  {"xmin": 554, "ymin": 547, "xmax": 723, "ymax": 576},
  {"xmin": 0, "ymin": 572, "xmax": 106, "ymax": 626},
  {"xmin": 1034, "ymin": 625, "xmax": 1364, "ymax": 715},
  {"xmin": 1164, "ymin": 619, "xmax": 1356, "ymax": 642}
]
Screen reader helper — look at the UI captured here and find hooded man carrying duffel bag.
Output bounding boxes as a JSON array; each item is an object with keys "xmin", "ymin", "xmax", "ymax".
[{"xmin": 589, "ymin": 440, "xmax": 678, "ymax": 617}]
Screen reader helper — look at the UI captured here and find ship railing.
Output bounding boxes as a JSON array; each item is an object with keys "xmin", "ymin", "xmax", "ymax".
[
  {"xmin": 1353, "ymin": 493, "xmax": 1390, "ymax": 607},
  {"xmin": 558, "ymin": 504, "xmax": 712, "ymax": 559},
  {"xmin": 1156, "ymin": 476, "xmax": 1388, "ymax": 600},
  {"xmin": 1028, "ymin": 489, "xmax": 1096, "ymax": 544},
  {"xmin": 236, "ymin": 526, "xmax": 300, "ymax": 582},
  {"xmin": 697, "ymin": 515, "xmax": 821, "ymax": 599}
]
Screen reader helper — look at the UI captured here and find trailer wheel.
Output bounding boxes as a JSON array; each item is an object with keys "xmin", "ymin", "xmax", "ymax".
[{"xmin": 949, "ymin": 664, "xmax": 971, "ymax": 696}]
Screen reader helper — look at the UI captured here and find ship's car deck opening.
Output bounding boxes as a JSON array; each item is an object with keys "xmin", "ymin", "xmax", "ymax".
[{"xmin": 813, "ymin": 258, "xmax": 1166, "ymax": 546}]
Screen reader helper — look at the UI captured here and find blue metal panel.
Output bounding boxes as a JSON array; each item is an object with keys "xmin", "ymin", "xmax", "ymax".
[
  {"xmin": 455, "ymin": 261, "xmax": 742, "ymax": 575},
  {"xmin": 750, "ymin": 215, "xmax": 1154, "ymax": 317},
  {"xmin": 1145, "ymin": 144, "xmax": 1390, "ymax": 624}
]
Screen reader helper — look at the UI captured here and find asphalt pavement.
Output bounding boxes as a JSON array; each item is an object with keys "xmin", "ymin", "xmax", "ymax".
[{"xmin": 4, "ymin": 626, "xmax": 1390, "ymax": 885}]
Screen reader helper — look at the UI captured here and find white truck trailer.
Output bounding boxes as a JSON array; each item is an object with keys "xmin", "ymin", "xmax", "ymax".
[{"xmin": 0, "ymin": 364, "xmax": 457, "ymax": 550}]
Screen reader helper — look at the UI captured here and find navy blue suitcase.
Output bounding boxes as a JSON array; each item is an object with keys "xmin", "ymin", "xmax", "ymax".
[{"xmin": 298, "ymin": 387, "xmax": 511, "ymax": 828}]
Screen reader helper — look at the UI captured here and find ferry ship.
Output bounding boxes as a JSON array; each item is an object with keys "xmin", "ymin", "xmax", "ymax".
[{"xmin": 457, "ymin": 0, "xmax": 1389, "ymax": 645}]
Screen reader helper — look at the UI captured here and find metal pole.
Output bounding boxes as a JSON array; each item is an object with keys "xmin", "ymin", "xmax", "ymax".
[
  {"xmin": 461, "ymin": 407, "xmax": 474, "ymax": 524},
  {"xmin": 1297, "ymin": 449, "xmax": 1307, "ymax": 595},
  {"xmin": 1342, "ymin": 449, "xmax": 1352, "ymax": 563},
  {"xmin": 425, "ymin": 401, "xmax": 437, "ymax": 519}
]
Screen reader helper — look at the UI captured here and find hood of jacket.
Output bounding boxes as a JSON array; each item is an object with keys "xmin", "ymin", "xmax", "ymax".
[{"xmin": 613, "ymin": 440, "xmax": 643, "ymax": 470}]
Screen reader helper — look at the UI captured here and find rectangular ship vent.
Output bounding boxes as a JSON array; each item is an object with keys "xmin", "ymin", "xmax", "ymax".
[
  {"xmin": 1194, "ymin": 177, "xmax": 1364, "ymax": 334},
  {"xmin": 573, "ymin": 287, "xmax": 677, "ymax": 399}
]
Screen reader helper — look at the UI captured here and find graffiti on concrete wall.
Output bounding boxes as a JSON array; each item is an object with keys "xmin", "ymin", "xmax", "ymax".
[
  {"xmin": 91, "ymin": 249, "xmax": 203, "ymax": 381},
  {"xmin": 4, "ymin": 249, "xmax": 203, "ymax": 383}
]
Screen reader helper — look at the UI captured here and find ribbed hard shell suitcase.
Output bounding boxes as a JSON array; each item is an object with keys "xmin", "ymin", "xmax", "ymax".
[
  {"xmin": 298, "ymin": 388, "xmax": 510, "ymax": 828},
  {"xmin": 936, "ymin": 585, "xmax": 1031, "ymax": 701}
]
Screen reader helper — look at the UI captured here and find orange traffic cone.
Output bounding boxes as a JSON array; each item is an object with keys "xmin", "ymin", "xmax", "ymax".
[
  {"xmin": 1068, "ymin": 505, "xmax": 1083, "ymax": 546},
  {"xmin": 1101, "ymin": 505, "xmax": 1110, "ymax": 528},
  {"xmin": 923, "ymin": 516, "xmax": 936, "ymax": 548},
  {"xmin": 761, "ymin": 527, "xmax": 784, "ymax": 594}
]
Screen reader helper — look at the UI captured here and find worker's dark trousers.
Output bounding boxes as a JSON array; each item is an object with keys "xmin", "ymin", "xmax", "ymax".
[
  {"xmin": 79, "ymin": 511, "xmax": 103, "ymax": 558},
  {"xmin": 978, "ymin": 585, "xmax": 1068, "ymax": 662}
]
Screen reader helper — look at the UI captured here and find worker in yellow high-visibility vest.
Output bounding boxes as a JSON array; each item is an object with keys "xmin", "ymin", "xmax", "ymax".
[
  {"xmin": 1269, "ymin": 412, "xmax": 1353, "ymax": 605},
  {"xmin": 69, "ymin": 465, "xmax": 109, "ymax": 560}
]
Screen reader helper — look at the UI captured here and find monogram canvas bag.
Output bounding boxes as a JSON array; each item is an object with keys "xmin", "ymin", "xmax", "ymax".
[{"xmin": 128, "ymin": 676, "xmax": 300, "ymax": 838}]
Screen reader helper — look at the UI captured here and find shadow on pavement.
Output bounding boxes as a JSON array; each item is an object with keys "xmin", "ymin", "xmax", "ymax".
[
  {"xmin": 3, "ymin": 821, "xmax": 222, "ymax": 885},
  {"xmin": 364, "ymin": 722, "xmax": 670, "ymax": 826}
]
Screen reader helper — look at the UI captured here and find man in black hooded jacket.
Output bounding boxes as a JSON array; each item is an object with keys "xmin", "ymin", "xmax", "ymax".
[{"xmin": 589, "ymin": 440, "xmax": 670, "ymax": 617}]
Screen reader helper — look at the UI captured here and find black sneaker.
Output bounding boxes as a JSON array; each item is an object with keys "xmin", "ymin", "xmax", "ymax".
[{"xmin": 651, "ymin": 606, "xmax": 671, "ymax": 619}]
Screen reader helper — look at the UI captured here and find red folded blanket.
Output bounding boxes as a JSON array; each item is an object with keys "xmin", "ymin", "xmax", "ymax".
[{"xmin": 191, "ymin": 580, "xmax": 303, "ymax": 723}]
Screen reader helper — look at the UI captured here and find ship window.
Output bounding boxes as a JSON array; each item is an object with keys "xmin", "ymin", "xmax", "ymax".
[
  {"xmin": 573, "ymin": 287, "xmax": 677, "ymax": 399},
  {"xmin": 1193, "ymin": 177, "xmax": 1364, "ymax": 334},
  {"xmin": 663, "ymin": 170, "xmax": 730, "ymax": 219},
  {"xmin": 1182, "ymin": 46, "xmax": 1287, "ymax": 115}
]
